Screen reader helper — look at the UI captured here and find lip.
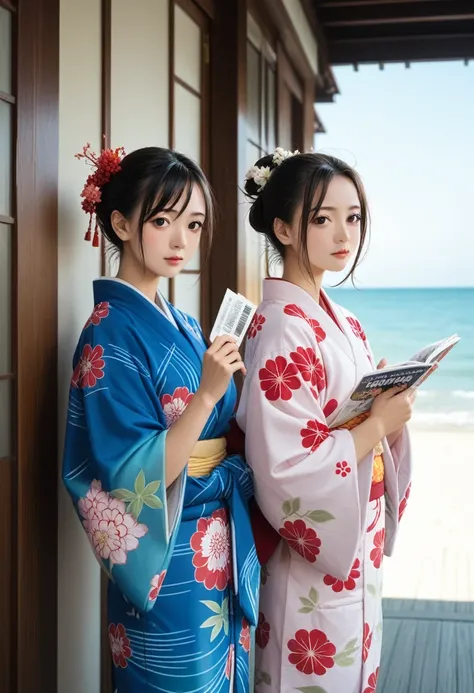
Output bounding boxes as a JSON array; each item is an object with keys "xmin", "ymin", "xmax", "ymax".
[
  {"xmin": 165, "ymin": 257, "xmax": 183, "ymax": 264},
  {"xmin": 332, "ymin": 250, "xmax": 350, "ymax": 258}
]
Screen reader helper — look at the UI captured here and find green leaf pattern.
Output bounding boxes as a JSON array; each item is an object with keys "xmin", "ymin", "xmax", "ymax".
[
  {"xmin": 281, "ymin": 498, "xmax": 335, "ymax": 525},
  {"xmin": 298, "ymin": 587, "xmax": 319, "ymax": 614},
  {"xmin": 112, "ymin": 469, "xmax": 163, "ymax": 519},
  {"xmin": 255, "ymin": 670, "xmax": 272, "ymax": 687},
  {"xmin": 200, "ymin": 598, "xmax": 229, "ymax": 642},
  {"xmin": 334, "ymin": 637, "xmax": 359, "ymax": 667}
]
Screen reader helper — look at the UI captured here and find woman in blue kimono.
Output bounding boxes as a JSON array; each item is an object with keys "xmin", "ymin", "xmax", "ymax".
[{"xmin": 62, "ymin": 144, "xmax": 260, "ymax": 692}]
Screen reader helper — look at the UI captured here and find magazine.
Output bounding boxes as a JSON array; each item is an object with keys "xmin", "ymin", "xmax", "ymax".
[
  {"xmin": 210, "ymin": 289, "xmax": 257, "ymax": 346},
  {"xmin": 331, "ymin": 333, "xmax": 460, "ymax": 428}
]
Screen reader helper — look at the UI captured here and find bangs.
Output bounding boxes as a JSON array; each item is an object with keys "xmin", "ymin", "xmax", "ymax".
[
  {"xmin": 134, "ymin": 156, "xmax": 215, "ymax": 263},
  {"xmin": 139, "ymin": 161, "xmax": 213, "ymax": 233}
]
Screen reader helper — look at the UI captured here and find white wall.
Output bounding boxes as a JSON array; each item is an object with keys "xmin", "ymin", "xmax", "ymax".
[
  {"xmin": 57, "ymin": 2, "xmax": 172, "ymax": 691},
  {"xmin": 57, "ymin": 2, "xmax": 102, "ymax": 692},
  {"xmin": 110, "ymin": 0, "xmax": 169, "ymax": 152}
]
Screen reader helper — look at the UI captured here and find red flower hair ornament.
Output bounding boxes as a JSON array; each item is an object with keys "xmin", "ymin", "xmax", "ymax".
[{"xmin": 75, "ymin": 142, "xmax": 126, "ymax": 247}]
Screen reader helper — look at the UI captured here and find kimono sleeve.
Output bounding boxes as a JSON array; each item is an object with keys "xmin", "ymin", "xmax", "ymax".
[
  {"xmin": 62, "ymin": 321, "xmax": 185, "ymax": 613},
  {"xmin": 239, "ymin": 325, "xmax": 371, "ymax": 581}
]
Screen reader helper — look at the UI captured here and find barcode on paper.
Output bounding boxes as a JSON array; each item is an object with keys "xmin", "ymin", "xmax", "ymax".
[{"xmin": 210, "ymin": 289, "xmax": 257, "ymax": 346}]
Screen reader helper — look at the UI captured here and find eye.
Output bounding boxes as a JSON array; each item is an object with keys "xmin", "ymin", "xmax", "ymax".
[
  {"xmin": 314, "ymin": 216, "xmax": 329, "ymax": 226},
  {"xmin": 348, "ymin": 214, "xmax": 361, "ymax": 224},
  {"xmin": 189, "ymin": 221, "xmax": 203, "ymax": 232},
  {"xmin": 152, "ymin": 217, "xmax": 169, "ymax": 228}
]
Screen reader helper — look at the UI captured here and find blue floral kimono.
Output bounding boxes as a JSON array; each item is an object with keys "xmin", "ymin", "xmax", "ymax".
[{"xmin": 62, "ymin": 278, "xmax": 260, "ymax": 693}]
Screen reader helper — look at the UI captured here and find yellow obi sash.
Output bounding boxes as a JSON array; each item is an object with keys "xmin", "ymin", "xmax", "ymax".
[{"xmin": 188, "ymin": 437, "xmax": 227, "ymax": 477}]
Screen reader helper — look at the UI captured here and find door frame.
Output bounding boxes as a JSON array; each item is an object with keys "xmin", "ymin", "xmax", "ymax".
[{"xmin": 5, "ymin": 0, "xmax": 59, "ymax": 691}]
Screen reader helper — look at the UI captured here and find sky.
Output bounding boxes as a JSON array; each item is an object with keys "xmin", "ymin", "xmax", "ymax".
[{"xmin": 316, "ymin": 60, "xmax": 474, "ymax": 289}]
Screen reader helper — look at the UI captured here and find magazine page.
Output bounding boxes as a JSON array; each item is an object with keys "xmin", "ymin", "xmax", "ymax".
[
  {"xmin": 331, "ymin": 363, "xmax": 431, "ymax": 428},
  {"xmin": 409, "ymin": 334, "xmax": 460, "ymax": 365}
]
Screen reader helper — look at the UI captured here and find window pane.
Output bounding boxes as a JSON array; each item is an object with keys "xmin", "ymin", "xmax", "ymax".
[
  {"xmin": 247, "ymin": 42, "xmax": 260, "ymax": 144},
  {"xmin": 0, "ymin": 101, "xmax": 12, "ymax": 216},
  {"xmin": 185, "ymin": 247, "xmax": 200, "ymax": 272},
  {"xmin": 0, "ymin": 7, "xmax": 11, "ymax": 95},
  {"xmin": 267, "ymin": 66, "xmax": 276, "ymax": 153},
  {"xmin": 0, "ymin": 379, "xmax": 11, "ymax": 458},
  {"xmin": 174, "ymin": 83, "xmax": 201, "ymax": 164},
  {"xmin": 246, "ymin": 141, "xmax": 261, "ymax": 170},
  {"xmin": 174, "ymin": 273, "xmax": 200, "ymax": 321},
  {"xmin": 174, "ymin": 5, "xmax": 201, "ymax": 94},
  {"xmin": 0, "ymin": 225, "xmax": 11, "ymax": 372}
]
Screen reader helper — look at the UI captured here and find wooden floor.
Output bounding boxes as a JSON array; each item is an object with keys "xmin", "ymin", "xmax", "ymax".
[
  {"xmin": 380, "ymin": 431, "xmax": 474, "ymax": 693},
  {"xmin": 381, "ymin": 599, "xmax": 474, "ymax": 693}
]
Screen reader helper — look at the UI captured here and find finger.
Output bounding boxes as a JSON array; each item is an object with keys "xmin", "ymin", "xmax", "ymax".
[
  {"xmin": 231, "ymin": 360, "xmax": 247, "ymax": 376},
  {"xmin": 226, "ymin": 351, "xmax": 244, "ymax": 365},
  {"xmin": 208, "ymin": 334, "xmax": 237, "ymax": 352},
  {"xmin": 215, "ymin": 341, "xmax": 240, "ymax": 358},
  {"xmin": 377, "ymin": 359, "xmax": 388, "ymax": 370}
]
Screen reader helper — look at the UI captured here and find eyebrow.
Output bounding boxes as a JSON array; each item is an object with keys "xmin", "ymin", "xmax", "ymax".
[
  {"xmin": 162, "ymin": 208, "xmax": 206, "ymax": 217},
  {"xmin": 317, "ymin": 205, "xmax": 361, "ymax": 211}
]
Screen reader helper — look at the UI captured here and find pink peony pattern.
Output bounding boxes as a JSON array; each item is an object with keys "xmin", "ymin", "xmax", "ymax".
[
  {"xmin": 190, "ymin": 508, "xmax": 231, "ymax": 590},
  {"xmin": 160, "ymin": 387, "xmax": 194, "ymax": 427},
  {"xmin": 148, "ymin": 570, "xmax": 167, "ymax": 601},
  {"xmin": 225, "ymin": 644, "xmax": 234, "ymax": 679},
  {"xmin": 239, "ymin": 618, "xmax": 251, "ymax": 653},
  {"xmin": 78, "ymin": 480, "xmax": 148, "ymax": 565}
]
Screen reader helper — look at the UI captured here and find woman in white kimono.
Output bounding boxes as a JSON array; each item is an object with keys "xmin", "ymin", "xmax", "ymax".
[{"xmin": 237, "ymin": 150, "xmax": 413, "ymax": 693}]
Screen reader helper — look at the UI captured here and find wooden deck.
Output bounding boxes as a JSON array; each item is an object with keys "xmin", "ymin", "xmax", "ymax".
[{"xmin": 380, "ymin": 430, "xmax": 474, "ymax": 692}]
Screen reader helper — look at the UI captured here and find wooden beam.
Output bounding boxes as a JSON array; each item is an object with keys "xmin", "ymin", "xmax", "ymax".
[
  {"xmin": 318, "ymin": 1, "xmax": 474, "ymax": 27},
  {"xmin": 209, "ymin": 0, "xmax": 247, "ymax": 319},
  {"xmin": 16, "ymin": 0, "xmax": 59, "ymax": 690},
  {"xmin": 317, "ymin": 0, "xmax": 459, "ymax": 7},
  {"xmin": 328, "ymin": 32, "xmax": 474, "ymax": 63}
]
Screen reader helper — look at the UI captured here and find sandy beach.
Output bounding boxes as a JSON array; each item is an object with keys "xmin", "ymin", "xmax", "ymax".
[{"xmin": 383, "ymin": 426, "xmax": 474, "ymax": 602}]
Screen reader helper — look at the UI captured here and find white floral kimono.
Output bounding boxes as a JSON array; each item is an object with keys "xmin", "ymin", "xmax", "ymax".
[{"xmin": 237, "ymin": 279, "xmax": 412, "ymax": 693}]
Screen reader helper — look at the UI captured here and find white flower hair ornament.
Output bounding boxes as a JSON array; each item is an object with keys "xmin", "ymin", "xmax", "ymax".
[{"xmin": 245, "ymin": 147, "xmax": 299, "ymax": 192}]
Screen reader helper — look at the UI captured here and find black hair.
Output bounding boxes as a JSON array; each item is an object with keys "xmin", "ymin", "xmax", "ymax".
[
  {"xmin": 95, "ymin": 147, "xmax": 215, "ymax": 258},
  {"xmin": 244, "ymin": 152, "xmax": 370, "ymax": 285}
]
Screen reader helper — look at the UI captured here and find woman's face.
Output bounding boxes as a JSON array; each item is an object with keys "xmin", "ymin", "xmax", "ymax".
[
  {"xmin": 116, "ymin": 183, "xmax": 206, "ymax": 279},
  {"xmin": 279, "ymin": 175, "xmax": 362, "ymax": 275}
]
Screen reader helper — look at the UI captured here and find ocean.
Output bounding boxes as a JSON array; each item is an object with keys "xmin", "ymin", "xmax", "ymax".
[{"xmin": 326, "ymin": 287, "xmax": 474, "ymax": 431}]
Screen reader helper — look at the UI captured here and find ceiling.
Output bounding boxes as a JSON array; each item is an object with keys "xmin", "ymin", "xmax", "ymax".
[{"xmin": 312, "ymin": 0, "xmax": 474, "ymax": 65}]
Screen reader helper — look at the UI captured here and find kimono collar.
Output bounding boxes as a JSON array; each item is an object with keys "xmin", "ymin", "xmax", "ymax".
[
  {"xmin": 262, "ymin": 278, "xmax": 330, "ymax": 316},
  {"xmin": 262, "ymin": 278, "xmax": 361, "ymax": 366}
]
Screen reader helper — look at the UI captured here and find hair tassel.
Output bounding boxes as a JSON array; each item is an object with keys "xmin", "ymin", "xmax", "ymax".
[{"xmin": 92, "ymin": 221, "xmax": 100, "ymax": 248}]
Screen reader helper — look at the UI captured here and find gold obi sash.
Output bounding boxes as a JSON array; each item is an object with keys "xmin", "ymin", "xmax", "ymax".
[
  {"xmin": 373, "ymin": 441, "xmax": 385, "ymax": 484},
  {"xmin": 335, "ymin": 417, "xmax": 385, "ymax": 487},
  {"xmin": 188, "ymin": 437, "xmax": 227, "ymax": 478}
]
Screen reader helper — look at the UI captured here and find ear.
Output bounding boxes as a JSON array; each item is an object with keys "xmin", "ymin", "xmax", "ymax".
[
  {"xmin": 111, "ymin": 210, "xmax": 133, "ymax": 242},
  {"xmin": 273, "ymin": 217, "xmax": 292, "ymax": 247}
]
